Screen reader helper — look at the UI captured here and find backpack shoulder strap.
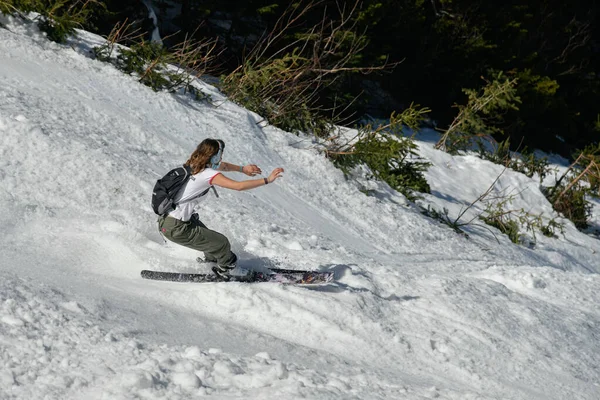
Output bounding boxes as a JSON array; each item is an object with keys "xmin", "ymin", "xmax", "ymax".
[{"xmin": 173, "ymin": 166, "xmax": 219, "ymax": 206}]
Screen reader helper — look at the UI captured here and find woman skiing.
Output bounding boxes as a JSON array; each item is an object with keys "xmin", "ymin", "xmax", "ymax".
[{"xmin": 158, "ymin": 138, "xmax": 284, "ymax": 278}]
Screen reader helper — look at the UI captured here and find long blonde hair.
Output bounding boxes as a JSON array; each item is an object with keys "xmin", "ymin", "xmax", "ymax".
[{"xmin": 185, "ymin": 139, "xmax": 221, "ymax": 174}]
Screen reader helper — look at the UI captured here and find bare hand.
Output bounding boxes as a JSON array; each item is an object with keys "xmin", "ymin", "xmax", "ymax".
[
  {"xmin": 242, "ymin": 164, "xmax": 262, "ymax": 176},
  {"xmin": 268, "ymin": 168, "xmax": 284, "ymax": 183}
]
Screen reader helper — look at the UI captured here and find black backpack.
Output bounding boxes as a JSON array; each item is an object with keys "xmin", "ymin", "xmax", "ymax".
[{"xmin": 151, "ymin": 165, "xmax": 192, "ymax": 216}]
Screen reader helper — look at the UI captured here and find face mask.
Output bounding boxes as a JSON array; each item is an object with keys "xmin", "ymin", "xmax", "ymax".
[{"xmin": 209, "ymin": 141, "xmax": 223, "ymax": 169}]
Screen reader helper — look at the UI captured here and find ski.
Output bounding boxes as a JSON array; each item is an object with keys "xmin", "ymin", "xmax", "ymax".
[
  {"xmin": 196, "ymin": 257, "xmax": 312, "ymax": 274},
  {"xmin": 141, "ymin": 268, "xmax": 334, "ymax": 284},
  {"xmin": 141, "ymin": 270, "xmax": 223, "ymax": 283},
  {"xmin": 263, "ymin": 269, "xmax": 334, "ymax": 284}
]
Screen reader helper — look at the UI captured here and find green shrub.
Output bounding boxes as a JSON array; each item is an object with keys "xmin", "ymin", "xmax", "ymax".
[
  {"xmin": 576, "ymin": 143, "xmax": 600, "ymax": 195},
  {"xmin": 105, "ymin": 40, "xmax": 190, "ymax": 92},
  {"xmin": 479, "ymin": 138, "xmax": 551, "ymax": 182},
  {"xmin": 1, "ymin": 0, "xmax": 105, "ymax": 43},
  {"xmin": 478, "ymin": 195, "xmax": 521, "ymax": 243},
  {"xmin": 221, "ymin": 55, "xmax": 335, "ymax": 138},
  {"xmin": 480, "ymin": 195, "xmax": 564, "ymax": 244},
  {"xmin": 420, "ymin": 206, "xmax": 469, "ymax": 237},
  {"xmin": 515, "ymin": 151, "xmax": 551, "ymax": 182},
  {"xmin": 0, "ymin": 1, "xmax": 15, "ymax": 15},
  {"xmin": 329, "ymin": 106, "xmax": 431, "ymax": 200},
  {"xmin": 115, "ymin": 41, "xmax": 171, "ymax": 90},
  {"xmin": 544, "ymin": 144, "xmax": 599, "ymax": 229},
  {"xmin": 38, "ymin": 13, "xmax": 74, "ymax": 43},
  {"xmin": 421, "ymin": 168, "xmax": 564, "ymax": 244},
  {"xmin": 1, "ymin": 0, "xmax": 37, "ymax": 15},
  {"xmin": 92, "ymin": 21, "xmax": 220, "ymax": 96},
  {"xmin": 481, "ymin": 214, "xmax": 521, "ymax": 244},
  {"xmin": 540, "ymin": 219, "xmax": 565, "ymax": 238},
  {"xmin": 436, "ymin": 71, "xmax": 521, "ymax": 154},
  {"xmin": 221, "ymin": 1, "xmax": 393, "ymax": 138},
  {"xmin": 545, "ymin": 183, "xmax": 592, "ymax": 230}
]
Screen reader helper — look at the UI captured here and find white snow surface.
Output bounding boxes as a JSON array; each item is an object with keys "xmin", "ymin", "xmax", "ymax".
[{"xmin": 1, "ymin": 16, "xmax": 599, "ymax": 400}]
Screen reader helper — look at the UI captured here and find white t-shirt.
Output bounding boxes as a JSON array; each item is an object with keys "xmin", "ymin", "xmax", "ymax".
[{"xmin": 168, "ymin": 167, "xmax": 221, "ymax": 221}]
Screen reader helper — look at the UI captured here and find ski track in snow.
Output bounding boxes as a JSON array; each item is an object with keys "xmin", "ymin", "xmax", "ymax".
[{"xmin": 0, "ymin": 15, "xmax": 599, "ymax": 400}]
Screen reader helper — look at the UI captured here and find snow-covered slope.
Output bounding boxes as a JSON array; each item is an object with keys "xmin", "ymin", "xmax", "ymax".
[{"xmin": 1, "ymin": 16, "xmax": 599, "ymax": 399}]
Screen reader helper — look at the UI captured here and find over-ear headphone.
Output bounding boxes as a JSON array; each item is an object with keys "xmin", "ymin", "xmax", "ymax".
[{"xmin": 209, "ymin": 139, "xmax": 225, "ymax": 169}]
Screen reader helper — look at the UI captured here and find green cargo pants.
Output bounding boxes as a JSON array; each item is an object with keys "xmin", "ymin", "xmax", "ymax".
[{"xmin": 158, "ymin": 214, "xmax": 237, "ymax": 266}]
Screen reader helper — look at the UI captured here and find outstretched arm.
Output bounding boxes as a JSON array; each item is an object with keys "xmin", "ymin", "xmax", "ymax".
[
  {"xmin": 212, "ymin": 168, "xmax": 284, "ymax": 191},
  {"xmin": 218, "ymin": 161, "xmax": 262, "ymax": 176}
]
